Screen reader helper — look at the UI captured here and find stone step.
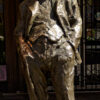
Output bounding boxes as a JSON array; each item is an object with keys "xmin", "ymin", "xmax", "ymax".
[{"xmin": 0, "ymin": 92, "xmax": 100, "ymax": 100}]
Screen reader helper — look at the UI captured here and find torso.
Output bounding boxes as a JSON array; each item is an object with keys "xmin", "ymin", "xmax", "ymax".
[{"xmin": 28, "ymin": 0, "xmax": 64, "ymax": 43}]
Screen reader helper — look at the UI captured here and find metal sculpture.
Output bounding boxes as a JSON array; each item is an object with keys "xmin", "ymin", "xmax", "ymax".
[{"xmin": 15, "ymin": 0, "xmax": 82, "ymax": 100}]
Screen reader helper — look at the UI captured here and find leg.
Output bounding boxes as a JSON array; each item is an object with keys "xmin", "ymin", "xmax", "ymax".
[
  {"xmin": 51, "ymin": 57, "xmax": 75, "ymax": 100},
  {"xmin": 51, "ymin": 45, "xmax": 75, "ymax": 100},
  {"xmin": 22, "ymin": 56, "xmax": 48, "ymax": 100}
]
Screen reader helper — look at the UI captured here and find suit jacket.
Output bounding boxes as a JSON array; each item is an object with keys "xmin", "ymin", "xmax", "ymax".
[{"xmin": 15, "ymin": 0, "xmax": 82, "ymax": 65}]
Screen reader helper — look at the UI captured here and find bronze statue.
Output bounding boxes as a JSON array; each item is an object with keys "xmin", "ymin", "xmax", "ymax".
[{"xmin": 15, "ymin": 0, "xmax": 82, "ymax": 100}]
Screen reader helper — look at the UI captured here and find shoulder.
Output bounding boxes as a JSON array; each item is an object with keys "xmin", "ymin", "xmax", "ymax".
[
  {"xmin": 19, "ymin": 0, "xmax": 39, "ymax": 15},
  {"xmin": 19, "ymin": 0, "xmax": 39, "ymax": 11}
]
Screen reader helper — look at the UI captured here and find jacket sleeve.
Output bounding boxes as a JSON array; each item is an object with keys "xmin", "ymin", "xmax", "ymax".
[
  {"xmin": 56, "ymin": 0, "xmax": 82, "ymax": 49},
  {"xmin": 69, "ymin": 0, "xmax": 82, "ymax": 49},
  {"xmin": 15, "ymin": 0, "xmax": 39, "ymax": 39},
  {"xmin": 56, "ymin": 0, "xmax": 70, "ymax": 35}
]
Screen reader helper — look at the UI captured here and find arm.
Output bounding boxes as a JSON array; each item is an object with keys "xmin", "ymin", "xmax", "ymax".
[
  {"xmin": 56, "ymin": 0, "xmax": 70, "ymax": 34},
  {"xmin": 56, "ymin": 0, "xmax": 82, "ymax": 49},
  {"xmin": 68, "ymin": 0, "xmax": 82, "ymax": 49},
  {"xmin": 15, "ymin": 0, "xmax": 39, "ymax": 37},
  {"xmin": 15, "ymin": 0, "xmax": 39, "ymax": 60}
]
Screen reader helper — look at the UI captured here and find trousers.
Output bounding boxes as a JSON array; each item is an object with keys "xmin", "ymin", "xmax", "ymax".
[{"xmin": 22, "ymin": 36, "xmax": 75, "ymax": 100}]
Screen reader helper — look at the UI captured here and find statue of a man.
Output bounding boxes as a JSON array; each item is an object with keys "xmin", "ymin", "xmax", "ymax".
[{"xmin": 15, "ymin": 0, "xmax": 82, "ymax": 100}]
